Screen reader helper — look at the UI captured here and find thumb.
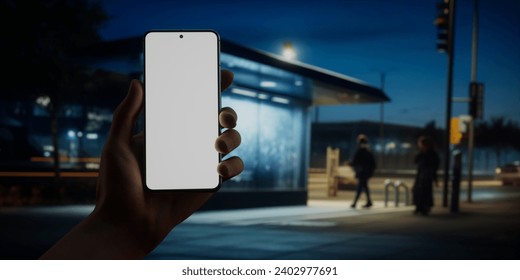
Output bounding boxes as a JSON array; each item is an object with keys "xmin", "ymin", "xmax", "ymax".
[{"xmin": 108, "ymin": 80, "xmax": 144, "ymax": 144}]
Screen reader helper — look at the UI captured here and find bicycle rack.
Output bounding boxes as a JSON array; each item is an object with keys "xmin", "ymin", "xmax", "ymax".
[{"xmin": 384, "ymin": 179, "xmax": 410, "ymax": 207}]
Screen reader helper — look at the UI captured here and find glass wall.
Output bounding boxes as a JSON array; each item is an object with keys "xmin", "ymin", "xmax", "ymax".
[
  {"xmin": 0, "ymin": 99, "xmax": 114, "ymax": 170},
  {"xmin": 220, "ymin": 54, "xmax": 312, "ymax": 190},
  {"xmin": 0, "ymin": 51, "xmax": 313, "ymax": 192}
]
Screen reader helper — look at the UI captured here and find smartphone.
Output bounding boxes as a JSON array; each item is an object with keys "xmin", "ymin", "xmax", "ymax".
[{"xmin": 144, "ymin": 30, "xmax": 221, "ymax": 191}]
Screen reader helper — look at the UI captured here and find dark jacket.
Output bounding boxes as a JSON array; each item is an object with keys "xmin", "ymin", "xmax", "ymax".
[
  {"xmin": 413, "ymin": 149, "xmax": 440, "ymax": 208},
  {"xmin": 351, "ymin": 146, "xmax": 376, "ymax": 179}
]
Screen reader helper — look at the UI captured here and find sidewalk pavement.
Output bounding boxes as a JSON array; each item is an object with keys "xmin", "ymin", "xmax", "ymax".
[
  {"xmin": 147, "ymin": 189, "xmax": 520, "ymax": 260},
  {"xmin": 0, "ymin": 182, "xmax": 519, "ymax": 260}
]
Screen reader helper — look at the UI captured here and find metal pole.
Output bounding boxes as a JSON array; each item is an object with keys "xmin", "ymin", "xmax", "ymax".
[
  {"xmin": 468, "ymin": 0, "xmax": 479, "ymax": 203},
  {"xmin": 384, "ymin": 179, "xmax": 394, "ymax": 207},
  {"xmin": 451, "ymin": 150, "xmax": 462, "ymax": 213},
  {"xmin": 468, "ymin": 119, "xmax": 474, "ymax": 202},
  {"xmin": 471, "ymin": 0, "xmax": 479, "ymax": 82},
  {"xmin": 379, "ymin": 72, "xmax": 386, "ymax": 170},
  {"xmin": 443, "ymin": 0, "xmax": 456, "ymax": 207}
]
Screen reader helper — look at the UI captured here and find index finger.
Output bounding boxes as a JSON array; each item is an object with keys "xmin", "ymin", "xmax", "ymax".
[
  {"xmin": 221, "ymin": 69, "xmax": 233, "ymax": 91},
  {"xmin": 219, "ymin": 107, "xmax": 237, "ymax": 129}
]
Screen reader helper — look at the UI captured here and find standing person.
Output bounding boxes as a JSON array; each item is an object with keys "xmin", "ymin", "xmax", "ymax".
[
  {"xmin": 412, "ymin": 135, "xmax": 440, "ymax": 216},
  {"xmin": 350, "ymin": 134, "xmax": 376, "ymax": 209}
]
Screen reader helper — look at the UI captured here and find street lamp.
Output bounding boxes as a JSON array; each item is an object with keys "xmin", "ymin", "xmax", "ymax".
[{"xmin": 282, "ymin": 42, "xmax": 296, "ymax": 60}]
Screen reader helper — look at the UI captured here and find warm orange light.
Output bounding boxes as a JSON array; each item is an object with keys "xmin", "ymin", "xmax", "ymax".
[{"xmin": 282, "ymin": 42, "xmax": 297, "ymax": 60}]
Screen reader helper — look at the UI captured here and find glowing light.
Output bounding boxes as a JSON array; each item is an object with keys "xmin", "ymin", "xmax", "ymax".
[
  {"xmin": 36, "ymin": 96, "xmax": 51, "ymax": 107},
  {"xmin": 401, "ymin": 142, "xmax": 412, "ymax": 149},
  {"xmin": 260, "ymin": 81, "xmax": 277, "ymax": 88},
  {"xmin": 272, "ymin": 96, "xmax": 290, "ymax": 104},
  {"xmin": 231, "ymin": 88, "xmax": 257, "ymax": 98},
  {"xmin": 86, "ymin": 163, "xmax": 100, "ymax": 170},
  {"xmin": 258, "ymin": 93, "xmax": 269, "ymax": 100},
  {"xmin": 385, "ymin": 142, "xmax": 396, "ymax": 150},
  {"xmin": 86, "ymin": 133, "xmax": 98, "ymax": 140},
  {"xmin": 43, "ymin": 145, "xmax": 54, "ymax": 152},
  {"xmin": 282, "ymin": 42, "xmax": 297, "ymax": 60}
]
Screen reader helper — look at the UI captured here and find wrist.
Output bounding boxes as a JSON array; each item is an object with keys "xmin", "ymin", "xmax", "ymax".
[
  {"xmin": 41, "ymin": 210, "xmax": 149, "ymax": 259},
  {"xmin": 89, "ymin": 207, "xmax": 159, "ymax": 258}
]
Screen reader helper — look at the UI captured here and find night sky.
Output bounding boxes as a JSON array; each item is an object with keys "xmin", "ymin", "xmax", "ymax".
[{"xmin": 100, "ymin": 0, "xmax": 520, "ymax": 128}]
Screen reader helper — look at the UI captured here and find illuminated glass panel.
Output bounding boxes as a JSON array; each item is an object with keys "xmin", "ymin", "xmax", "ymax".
[
  {"xmin": 222, "ymin": 92, "xmax": 306, "ymax": 190},
  {"xmin": 221, "ymin": 53, "xmax": 311, "ymax": 100}
]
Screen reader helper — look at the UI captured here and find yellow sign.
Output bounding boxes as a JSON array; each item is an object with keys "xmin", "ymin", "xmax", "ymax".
[{"xmin": 450, "ymin": 117, "xmax": 462, "ymax": 145}]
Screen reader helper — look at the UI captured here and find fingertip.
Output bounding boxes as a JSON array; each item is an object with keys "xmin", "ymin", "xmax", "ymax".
[
  {"xmin": 221, "ymin": 69, "xmax": 234, "ymax": 79},
  {"xmin": 215, "ymin": 137, "xmax": 228, "ymax": 154},
  {"xmin": 108, "ymin": 80, "xmax": 144, "ymax": 143},
  {"xmin": 219, "ymin": 107, "xmax": 237, "ymax": 128},
  {"xmin": 221, "ymin": 69, "xmax": 234, "ymax": 90},
  {"xmin": 215, "ymin": 129, "xmax": 241, "ymax": 154},
  {"xmin": 121, "ymin": 79, "xmax": 144, "ymax": 117},
  {"xmin": 129, "ymin": 79, "xmax": 143, "ymax": 97},
  {"xmin": 217, "ymin": 163, "xmax": 230, "ymax": 178},
  {"xmin": 218, "ymin": 156, "xmax": 244, "ymax": 179}
]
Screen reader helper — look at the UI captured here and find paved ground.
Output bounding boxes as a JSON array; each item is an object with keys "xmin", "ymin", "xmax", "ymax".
[{"xmin": 0, "ymin": 179, "xmax": 519, "ymax": 260}]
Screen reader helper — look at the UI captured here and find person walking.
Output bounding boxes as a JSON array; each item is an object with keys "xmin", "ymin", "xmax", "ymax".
[
  {"xmin": 350, "ymin": 134, "xmax": 376, "ymax": 209},
  {"xmin": 412, "ymin": 135, "xmax": 440, "ymax": 216}
]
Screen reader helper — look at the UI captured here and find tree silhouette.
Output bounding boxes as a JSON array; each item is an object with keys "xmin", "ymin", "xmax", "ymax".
[{"xmin": 1, "ymin": 0, "xmax": 108, "ymax": 177}]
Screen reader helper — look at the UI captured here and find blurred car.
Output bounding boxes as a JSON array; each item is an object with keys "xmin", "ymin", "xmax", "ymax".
[{"xmin": 496, "ymin": 161, "xmax": 520, "ymax": 186}]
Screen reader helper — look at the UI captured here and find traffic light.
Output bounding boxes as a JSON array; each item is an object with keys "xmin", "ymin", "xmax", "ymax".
[
  {"xmin": 450, "ymin": 117, "xmax": 462, "ymax": 145},
  {"xmin": 469, "ymin": 82, "xmax": 484, "ymax": 119},
  {"xmin": 434, "ymin": 0, "xmax": 451, "ymax": 53}
]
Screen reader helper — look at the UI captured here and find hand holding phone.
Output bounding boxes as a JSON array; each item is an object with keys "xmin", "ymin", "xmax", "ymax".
[{"xmin": 41, "ymin": 72, "xmax": 243, "ymax": 259}]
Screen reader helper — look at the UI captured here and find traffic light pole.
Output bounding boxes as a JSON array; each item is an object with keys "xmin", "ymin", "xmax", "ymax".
[
  {"xmin": 442, "ymin": 0, "xmax": 456, "ymax": 207},
  {"xmin": 467, "ymin": 0, "xmax": 479, "ymax": 203}
]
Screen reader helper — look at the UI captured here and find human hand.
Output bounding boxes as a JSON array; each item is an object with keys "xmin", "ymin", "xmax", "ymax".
[{"xmin": 41, "ymin": 70, "xmax": 243, "ymax": 259}]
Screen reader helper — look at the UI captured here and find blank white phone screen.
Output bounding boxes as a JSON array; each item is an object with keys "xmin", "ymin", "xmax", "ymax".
[{"xmin": 145, "ymin": 31, "xmax": 220, "ymax": 190}]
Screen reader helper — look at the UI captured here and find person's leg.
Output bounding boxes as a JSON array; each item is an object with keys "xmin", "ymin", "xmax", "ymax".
[
  {"xmin": 351, "ymin": 179, "xmax": 362, "ymax": 208},
  {"xmin": 422, "ymin": 182, "xmax": 434, "ymax": 215},
  {"xmin": 364, "ymin": 178, "xmax": 372, "ymax": 207},
  {"xmin": 415, "ymin": 184, "xmax": 428, "ymax": 215},
  {"xmin": 360, "ymin": 178, "xmax": 372, "ymax": 207}
]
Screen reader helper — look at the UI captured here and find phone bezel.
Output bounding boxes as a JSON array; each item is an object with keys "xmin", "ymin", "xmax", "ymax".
[{"xmin": 143, "ymin": 29, "xmax": 222, "ymax": 192}]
